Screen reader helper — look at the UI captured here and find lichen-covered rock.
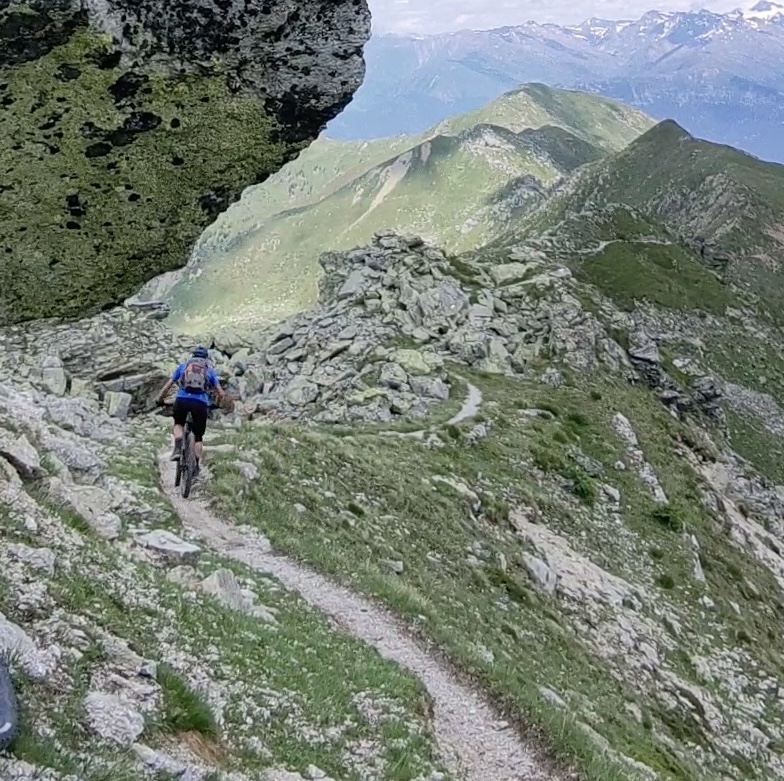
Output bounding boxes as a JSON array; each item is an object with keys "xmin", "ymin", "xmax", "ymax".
[{"xmin": 0, "ymin": 0, "xmax": 371, "ymax": 325}]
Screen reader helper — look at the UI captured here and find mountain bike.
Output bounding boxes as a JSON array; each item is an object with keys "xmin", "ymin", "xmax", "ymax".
[
  {"xmin": 173, "ymin": 411, "xmax": 197, "ymax": 499},
  {"xmin": 159, "ymin": 392, "xmax": 237, "ymax": 499},
  {"xmin": 0, "ymin": 655, "xmax": 19, "ymax": 751}
]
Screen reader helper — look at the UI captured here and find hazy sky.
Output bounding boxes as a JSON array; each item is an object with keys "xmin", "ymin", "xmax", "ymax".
[{"xmin": 369, "ymin": 0, "xmax": 751, "ymax": 34}]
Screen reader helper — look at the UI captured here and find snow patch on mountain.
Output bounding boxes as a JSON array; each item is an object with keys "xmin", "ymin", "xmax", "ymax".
[{"xmin": 742, "ymin": 1, "xmax": 784, "ymax": 21}]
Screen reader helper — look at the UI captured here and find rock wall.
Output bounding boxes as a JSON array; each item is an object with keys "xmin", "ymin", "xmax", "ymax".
[{"xmin": 0, "ymin": 0, "xmax": 371, "ymax": 325}]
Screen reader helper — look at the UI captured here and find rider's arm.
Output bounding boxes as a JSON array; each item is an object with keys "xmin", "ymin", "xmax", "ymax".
[
  {"xmin": 210, "ymin": 370, "xmax": 225, "ymax": 397},
  {"xmin": 156, "ymin": 365, "xmax": 182, "ymax": 402}
]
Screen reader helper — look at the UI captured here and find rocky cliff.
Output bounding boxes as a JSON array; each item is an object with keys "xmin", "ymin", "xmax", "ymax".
[{"xmin": 0, "ymin": 0, "xmax": 371, "ymax": 325}]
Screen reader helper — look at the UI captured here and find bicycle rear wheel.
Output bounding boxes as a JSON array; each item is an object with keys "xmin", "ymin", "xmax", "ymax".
[{"xmin": 181, "ymin": 418, "xmax": 196, "ymax": 499}]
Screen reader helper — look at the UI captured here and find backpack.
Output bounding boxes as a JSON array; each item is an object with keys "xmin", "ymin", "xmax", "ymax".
[{"xmin": 179, "ymin": 358, "xmax": 210, "ymax": 393}]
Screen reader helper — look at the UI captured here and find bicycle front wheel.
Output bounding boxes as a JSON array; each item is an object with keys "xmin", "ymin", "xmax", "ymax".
[{"xmin": 174, "ymin": 453, "xmax": 183, "ymax": 487}]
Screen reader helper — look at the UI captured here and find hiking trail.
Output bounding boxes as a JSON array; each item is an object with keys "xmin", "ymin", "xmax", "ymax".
[
  {"xmin": 378, "ymin": 379, "xmax": 483, "ymax": 441},
  {"xmin": 158, "ymin": 452, "xmax": 557, "ymax": 781}
]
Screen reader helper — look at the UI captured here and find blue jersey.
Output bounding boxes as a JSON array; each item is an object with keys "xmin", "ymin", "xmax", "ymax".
[{"xmin": 171, "ymin": 362, "xmax": 220, "ymax": 406}]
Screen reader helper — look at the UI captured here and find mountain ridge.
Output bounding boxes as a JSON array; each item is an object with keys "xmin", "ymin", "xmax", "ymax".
[{"xmin": 149, "ymin": 85, "xmax": 652, "ymax": 331}]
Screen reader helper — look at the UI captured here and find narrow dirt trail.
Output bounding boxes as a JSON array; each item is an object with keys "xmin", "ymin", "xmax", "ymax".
[
  {"xmin": 573, "ymin": 236, "xmax": 674, "ymax": 256},
  {"xmin": 378, "ymin": 380, "xmax": 483, "ymax": 441},
  {"xmin": 158, "ymin": 453, "xmax": 556, "ymax": 781}
]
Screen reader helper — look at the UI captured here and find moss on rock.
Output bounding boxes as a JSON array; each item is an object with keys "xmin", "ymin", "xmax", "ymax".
[{"xmin": 0, "ymin": 0, "xmax": 370, "ymax": 324}]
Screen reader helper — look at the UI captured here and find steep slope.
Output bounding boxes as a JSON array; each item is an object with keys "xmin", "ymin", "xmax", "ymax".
[
  {"xmin": 198, "ymin": 135, "xmax": 421, "ymax": 252},
  {"xmin": 8, "ymin": 232, "xmax": 784, "ymax": 781},
  {"xmin": 151, "ymin": 85, "xmax": 652, "ymax": 332},
  {"xmin": 164, "ymin": 125, "xmax": 565, "ymax": 329},
  {"xmin": 516, "ymin": 120, "xmax": 784, "ymax": 322},
  {"xmin": 191, "ymin": 83, "xmax": 653, "ymax": 260},
  {"xmin": 327, "ymin": 6, "xmax": 784, "ymax": 162},
  {"xmin": 0, "ymin": 0, "xmax": 370, "ymax": 325}
]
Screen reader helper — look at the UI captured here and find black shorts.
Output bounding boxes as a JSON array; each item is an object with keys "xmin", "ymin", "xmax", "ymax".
[{"xmin": 172, "ymin": 397, "xmax": 209, "ymax": 442}]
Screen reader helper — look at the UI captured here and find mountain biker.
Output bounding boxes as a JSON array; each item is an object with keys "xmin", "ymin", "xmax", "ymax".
[{"xmin": 156, "ymin": 346, "xmax": 226, "ymax": 469}]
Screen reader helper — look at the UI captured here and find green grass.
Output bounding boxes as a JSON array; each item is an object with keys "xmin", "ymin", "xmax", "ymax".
[
  {"xmin": 573, "ymin": 241, "xmax": 732, "ymax": 314},
  {"xmin": 0, "ymin": 27, "xmax": 290, "ymax": 324},
  {"xmin": 562, "ymin": 120, "xmax": 784, "ymax": 253},
  {"xmin": 509, "ymin": 119, "xmax": 784, "ymax": 325},
  {"xmin": 725, "ymin": 410, "xmax": 784, "ymax": 483},
  {"xmin": 703, "ymin": 332, "xmax": 784, "ymax": 404},
  {"xmin": 0, "ymin": 487, "xmax": 451, "ymax": 780},
  {"xmin": 206, "ymin": 82, "xmax": 651, "ymax": 257},
  {"xmin": 156, "ymin": 665, "xmax": 218, "ymax": 738},
  {"xmin": 436, "ymin": 83, "xmax": 653, "ymax": 151},
  {"xmin": 207, "ymin": 367, "xmax": 784, "ymax": 781}
]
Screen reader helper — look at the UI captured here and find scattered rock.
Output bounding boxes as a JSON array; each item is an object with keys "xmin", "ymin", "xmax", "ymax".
[
  {"xmin": 105, "ymin": 391, "xmax": 133, "ymax": 419},
  {"xmin": 84, "ymin": 691, "xmax": 145, "ymax": 746},
  {"xmin": 135, "ymin": 530, "xmax": 201, "ymax": 565},
  {"xmin": 200, "ymin": 568, "xmax": 278, "ymax": 623}
]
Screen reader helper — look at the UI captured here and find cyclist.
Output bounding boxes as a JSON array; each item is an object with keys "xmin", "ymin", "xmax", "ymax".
[{"xmin": 156, "ymin": 346, "xmax": 226, "ymax": 469}]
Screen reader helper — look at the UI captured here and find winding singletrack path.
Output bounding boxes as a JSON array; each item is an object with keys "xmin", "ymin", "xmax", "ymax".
[{"xmin": 158, "ymin": 451, "xmax": 556, "ymax": 781}]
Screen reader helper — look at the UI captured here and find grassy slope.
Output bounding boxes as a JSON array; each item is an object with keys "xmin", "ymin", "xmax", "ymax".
[
  {"xmin": 435, "ymin": 83, "xmax": 654, "ymax": 151},
  {"xmin": 1, "ymin": 435, "xmax": 451, "ymax": 781},
  {"xmin": 167, "ymin": 85, "xmax": 654, "ymax": 333},
  {"xmin": 533, "ymin": 121, "xmax": 784, "ymax": 316},
  {"xmin": 208, "ymin": 362, "xmax": 784, "ymax": 781},
  {"xmin": 500, "ymin": 124, "xmax": 784, "ymax": 509},
  {"xmin": 512, "ymin": 205, "xmax": 735, "ymax": 316},
  {"xmin": 208, "ymin": 83, "xmax": 654, "ymax": 241},
  {"xmin": 171, "ymin": 127, "xmax": 573, "ymax": 329},
  {"xmin": 573, "ymin": 121, "xmax": 784, "ymax": 245},
  {"xmin": 201, "ymin": 135, "xmax": 419, "ymax": 246}
]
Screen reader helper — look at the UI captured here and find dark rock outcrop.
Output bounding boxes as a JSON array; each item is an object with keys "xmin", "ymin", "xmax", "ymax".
[{"xmin": 0, "ymin": 0, "xmax": 371, "ymax": 325}]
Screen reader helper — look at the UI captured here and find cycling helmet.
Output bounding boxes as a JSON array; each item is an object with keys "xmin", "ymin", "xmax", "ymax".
[{"xmin": 192, "ymin": 346, "xmax": 209, "ymax": 358}]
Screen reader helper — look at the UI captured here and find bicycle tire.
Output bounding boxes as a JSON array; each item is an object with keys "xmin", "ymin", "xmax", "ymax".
[
  {"xmin": 174, "ymin": 413, "xmax": 192, "ymax": 492},
  {"xmin": 180, "ymin": 414, "xmax": 195, "ymax": 499},
  {"xmin": 0, "ymin": 656, "xmax": 19, "ymax": 751},
  {"xmin": 181, "ymin": 431, "xmax": 196, "ymax": 499}
]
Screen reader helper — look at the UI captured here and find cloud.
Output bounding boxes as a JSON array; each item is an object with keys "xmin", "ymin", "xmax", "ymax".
[{"xmin": 368, "ymin": 0, "xmax": 746, "ymax": 34}]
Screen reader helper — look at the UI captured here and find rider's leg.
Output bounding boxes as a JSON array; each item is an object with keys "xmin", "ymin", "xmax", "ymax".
[
  {"xmin": 191, "ymin": 404, "xmax": 209, "ymax": 470},
  {"xmin": 171, "ymin": 401, "xmax": 185, "ymax": 459}
]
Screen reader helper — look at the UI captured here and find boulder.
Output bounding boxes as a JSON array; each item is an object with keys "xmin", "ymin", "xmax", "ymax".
[
  {"xmin": 0, "ymin": 0, "xmax": 371, "ymax": 325},
  {"xmin": 104, "ymin": 391, "xmax": 132, "ymax": 419},
  {"xmin": 392, "ymin": 349, "xmax": 432, "ymax": 376},
  {"xmin": 285, "ymin": 377, "xmax": 320, "ymax": 406},
  {"xmin": 0, "ymin": 433, "xmax": 44, "ymax": 480},
  {"xmin": 83, "ymin": 692, "xmax": 145, "ymax": 746}
]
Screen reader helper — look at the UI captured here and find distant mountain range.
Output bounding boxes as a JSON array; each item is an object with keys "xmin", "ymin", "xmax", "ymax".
[{"xmin": 327, "ymin": 2, "xmax": 784, "ymax": 163}]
